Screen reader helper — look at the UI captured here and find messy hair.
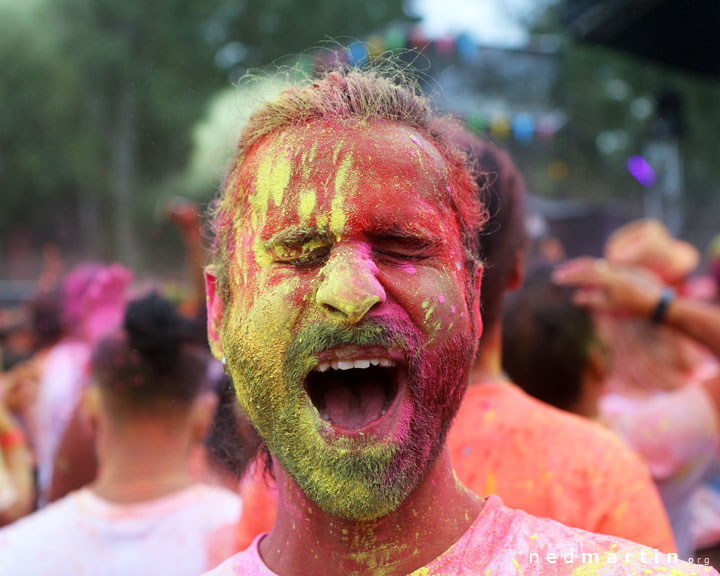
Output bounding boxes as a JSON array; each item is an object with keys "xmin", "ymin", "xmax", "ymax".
[{"xmin": 209, "ymin": 64, "xmax": 487, "ymax": 301}]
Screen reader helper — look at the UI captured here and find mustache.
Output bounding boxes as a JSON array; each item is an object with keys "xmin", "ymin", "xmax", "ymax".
[{"xmin": 284, "ymin": 316, "xmax": 422, "ymax": 373}]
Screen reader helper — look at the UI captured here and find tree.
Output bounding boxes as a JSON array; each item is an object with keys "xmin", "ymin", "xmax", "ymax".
[{"xmin": 1, "ymin": 0, "xmax": 412, "ymax": 270}]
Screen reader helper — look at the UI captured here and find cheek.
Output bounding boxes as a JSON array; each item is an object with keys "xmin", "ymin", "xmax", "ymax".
[{"xmin": 382, "ymin": 263, "xmax": 473, "ymax": 340}]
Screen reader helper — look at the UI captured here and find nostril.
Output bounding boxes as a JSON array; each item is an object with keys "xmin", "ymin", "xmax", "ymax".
[{"xmin": 317, "ymin": 289, "xmax": 383, "ymax": 324}]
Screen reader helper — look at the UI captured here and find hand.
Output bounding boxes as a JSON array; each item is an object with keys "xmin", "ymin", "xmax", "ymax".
[{"xmin": 552, "ymin": 257, "xmax": 665, "ymax": 318}]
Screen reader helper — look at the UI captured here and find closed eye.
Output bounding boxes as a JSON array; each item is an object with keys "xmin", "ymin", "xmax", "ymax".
[
  {"xmin": 264, "ymin": 229, "xmax": 332, "ymax": 268},
  {"xmin": 272, "ymin": 244, "xmax": 331, "ymax": 268},
  {"xmin": 372, "ymin": 237, "xmax": 438, "ymax": 262}
]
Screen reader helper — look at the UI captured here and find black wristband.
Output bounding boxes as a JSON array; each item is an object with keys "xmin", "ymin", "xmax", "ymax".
[{"xmin": 651, "ymin": 288, "xmax": 675, "ymax": 324}]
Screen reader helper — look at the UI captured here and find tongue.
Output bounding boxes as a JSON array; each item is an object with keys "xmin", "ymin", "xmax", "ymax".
[{"xmin": 324, "ymin": 377, "xmax": 386, "ymax": 430}]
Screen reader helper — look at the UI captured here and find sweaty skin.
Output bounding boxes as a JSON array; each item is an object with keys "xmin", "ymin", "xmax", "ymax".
[{"xmin": 206, "ymin": 119, "xmax": 483, "ymax": 575}]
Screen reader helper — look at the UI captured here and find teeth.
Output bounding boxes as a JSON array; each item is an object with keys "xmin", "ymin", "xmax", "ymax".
[{"xmin": 314, "ymin": 358, "xmax": 398, "ymax": 371}]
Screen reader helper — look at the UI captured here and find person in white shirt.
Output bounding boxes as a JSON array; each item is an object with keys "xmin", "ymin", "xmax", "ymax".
[{"xmin": 0, "ymin": 292, "xmax": 241, "ymax": 576}]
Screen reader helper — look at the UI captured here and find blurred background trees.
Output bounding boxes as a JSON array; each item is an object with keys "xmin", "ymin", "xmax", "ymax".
[
  {"xmin": 1, "ymin": 0, "xmax": 718, "ymax": 281},
  {"xmin": 0, "ymin": 0, "xmax": 410, "ymax": 271}
]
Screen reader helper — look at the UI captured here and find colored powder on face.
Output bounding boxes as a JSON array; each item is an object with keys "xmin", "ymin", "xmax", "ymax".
[
  {"xmin": 251, "ymin": 147, "xmax": 292, "ymax": 221},
  {"xmin": 424, "ymin": 305, "xmax": 435, "ymax": 322},
  {"xmin": 219, "ymin": 120, "xmax": 481, "ymax": 528},
  {"xmin": 251, "ymin": 234, "xmax": 273, "ymax": 269},
  {"xmin": 330, "ymin": 151, "xmax": 355, "ymax": 239},
  {"xmin": 298, "ymin": 189, "xmax": 317, "ymax": 223}
]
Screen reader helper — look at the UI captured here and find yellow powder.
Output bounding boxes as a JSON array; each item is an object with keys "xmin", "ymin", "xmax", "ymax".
[
  {"xmin": 298, "ymin": 188, "xmax": 317, "ymax": 223},
  {"xmin": 251, "ymin": 234, "xmax": 273, "ymax": 269},
  {"xmin": 330, "ymin": 151, "xmax": 354, "ymax": 238},
  {"xmin": 252, "ymin": 149, "xmax": 292, "ymax": 221}
]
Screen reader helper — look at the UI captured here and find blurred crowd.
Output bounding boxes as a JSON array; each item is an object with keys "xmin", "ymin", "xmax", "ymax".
[{"xmin": 1, "ymin": 101, "xmax": 720, "ymax": 575}]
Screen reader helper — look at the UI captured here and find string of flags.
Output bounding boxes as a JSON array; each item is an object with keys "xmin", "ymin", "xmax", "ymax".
[{"xmin": 291, "ymin": 28, "xmax": 562, "ymax": 143}]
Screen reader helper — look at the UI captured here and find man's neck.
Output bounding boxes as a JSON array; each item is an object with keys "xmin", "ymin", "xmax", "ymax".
[
  {"xmin": 92, "ymin": 421, "xmax": 193, "ymax": 504},
  {"xmin": 260, "ymin": 447, "xmax": 483, "ymax": 576},
  {"xmin": 470, "ymin": 324, "xmax": 507, "ymax": 385}
]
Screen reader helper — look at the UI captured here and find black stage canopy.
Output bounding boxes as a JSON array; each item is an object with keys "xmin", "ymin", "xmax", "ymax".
[{"xmin": 564, "ymin": 0, "xmax": 720, "ymax": 78}]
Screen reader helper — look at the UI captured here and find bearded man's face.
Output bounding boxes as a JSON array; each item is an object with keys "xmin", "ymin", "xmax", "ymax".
[{"xmin": 207, "ymin": 119, "xmax": 481, "ymax": 520}]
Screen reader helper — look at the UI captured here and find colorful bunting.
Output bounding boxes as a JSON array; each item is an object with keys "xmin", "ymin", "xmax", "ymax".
[
  {"xmin": 512, "ymin": 113, "xmax": 534, "ymax": 144},
  {"xmin": 347, "ymin": 41, "xmax": 368, "ymax": 66},
  {"xmin": 289, "ymin": 30, "xmax": 563, "ymax": 144}
]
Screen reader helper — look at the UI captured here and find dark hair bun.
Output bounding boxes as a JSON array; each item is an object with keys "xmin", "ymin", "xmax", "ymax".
[{"xmin": 124, "ymin": 292, "xmax": 187, "ymax": 369}]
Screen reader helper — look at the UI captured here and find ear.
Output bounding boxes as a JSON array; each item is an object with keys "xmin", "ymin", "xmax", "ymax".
[
  {"xmin": 507, "ymin": 250, "xmax": 525, "ymax": 292},
  {"xmin": 189, "ymin": 391, "xmax": 219, "ymax": 443},
  {"xmin": 472, "ymin": 264, "xmax": 484, "ymax": 338},
  {"xmin": 204, "ymin": 266, "xmax": 225, "ymax": 360}
]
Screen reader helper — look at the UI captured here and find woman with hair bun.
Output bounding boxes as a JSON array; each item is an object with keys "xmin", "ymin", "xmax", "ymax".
[{"xmin": 0, "ymin": 292, "xmax": 241, "ymax": 576}]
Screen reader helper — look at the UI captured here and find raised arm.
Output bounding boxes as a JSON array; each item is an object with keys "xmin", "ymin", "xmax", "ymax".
[{"xmin": 553, "ymin": 257, "xmax": 720, "ymax": 361}]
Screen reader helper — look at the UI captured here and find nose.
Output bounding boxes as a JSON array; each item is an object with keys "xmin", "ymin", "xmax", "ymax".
[{"xmin": 316, "ymin": 243, "xmax": 386, "ymax": 324}]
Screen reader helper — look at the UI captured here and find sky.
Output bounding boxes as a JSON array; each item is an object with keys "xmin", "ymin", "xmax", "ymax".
[{"xmin": 411, "ymin": 0, "xmax": 550, "ymax": 47}]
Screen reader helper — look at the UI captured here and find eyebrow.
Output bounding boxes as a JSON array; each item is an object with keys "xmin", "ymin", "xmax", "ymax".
[
  {"xmin": 365, "ymin": 223, "xmax": 444, "ymax": 246},
  {"xmin": 263, "ymin": 228, "xmax": 331, "ymax": 251}
]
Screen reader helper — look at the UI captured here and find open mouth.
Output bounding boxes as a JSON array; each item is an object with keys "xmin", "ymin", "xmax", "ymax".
[{"xmin": 305, "ymin": 356, "xmax": 403, "ymax": 431}]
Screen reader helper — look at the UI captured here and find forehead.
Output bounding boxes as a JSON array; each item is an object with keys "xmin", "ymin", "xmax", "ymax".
[{"xmin": 238, "ymin": 119, "xmax": 458, "ymax": 239}]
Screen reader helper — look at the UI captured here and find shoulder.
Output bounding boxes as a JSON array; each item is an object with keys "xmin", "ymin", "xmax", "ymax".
[
  {"xmin": 154, "ymin": 484, "xmax": 242, "ymax": 535},
  {"xmin": 460, "ymin": 382, "xmax": 642, "ymax": 460},
  {"xmin": 437, "ymin": 496, "xmax": 715, "ymax": 575},
  {"xmin": 192, "ymin": 484, "xmax": 242, "ymax": 516},
  {"xmin": 203, "ymin": 535, "xmax": 272, "ymax": 576},
  {"xmin": 0, "ymin": 494, "xmax": 82, "ymax": 571},
  {"xmin": 194, "ymin": 483, "xmax": 242, "ymax": 504},
  {"xmin": 1, "ymin": 492, "xmax": 78, "ymax": 539}
]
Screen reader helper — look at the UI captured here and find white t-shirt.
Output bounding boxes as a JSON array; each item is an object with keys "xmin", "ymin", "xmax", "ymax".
[
  {"xmin": 33, "ymin": 339, "xmax": 92, "ymax": 501},
  {"xmin": 0, "ymin": 484, "xmax": 241, "ymax": 576}
]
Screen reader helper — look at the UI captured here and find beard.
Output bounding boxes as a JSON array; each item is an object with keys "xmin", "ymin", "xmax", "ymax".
[{"xmin": 225, "ymin": 312, "xmax": 477, "ymax": 521}]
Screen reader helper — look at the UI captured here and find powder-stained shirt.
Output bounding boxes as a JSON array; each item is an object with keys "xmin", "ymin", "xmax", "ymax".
[
  {"xmin": 0, "ymin": 484, "xmax": 241, "ymax": 576},
  {"xmin": 206, "ymin": 495, "xmax": 714, "ymax": 575},
  {"xmin": 449, "ymin": 381, "xmax": 676, "ymax": 553},
  {"xmin": 601, "ymin": 384, "xmax": 720, "ymax": 558}
]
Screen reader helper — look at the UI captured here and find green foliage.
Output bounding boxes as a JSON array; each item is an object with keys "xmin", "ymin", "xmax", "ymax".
[{"xmin": 0, "ymin": 0, "xmax": 412, "ymax": 271}]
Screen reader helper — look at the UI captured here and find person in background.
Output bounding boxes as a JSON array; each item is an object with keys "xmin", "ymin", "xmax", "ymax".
[
  {"xmin": 0, "ymin": 288, "xmax": 65, "ymax": 525},
  {"xmin": 588, "ymin": 221, "xmax": 717, "ymax": 559},
  {"xmin": 502, "ymin": 265, "xmax": 605, "ymax": 418},
  {"xmin": 0, "ymin": 292, "xmax": 241, "ymax": 575},
  {"xmin": 33, "ymin": 263, "xmax": 131, "ymax": 505},
  {"xmin": 444, "ymin": 133, "xmax": 674, "ymax": 552},
  {"xmin": 0, "ymin": 400, "xmax": 33, "ymax": 526},
  {"xmin": 555, "ymin": 255, "xmax": 720, "ymax": 562}
]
